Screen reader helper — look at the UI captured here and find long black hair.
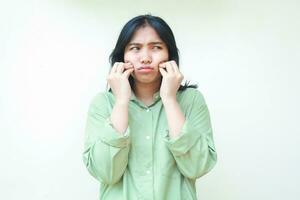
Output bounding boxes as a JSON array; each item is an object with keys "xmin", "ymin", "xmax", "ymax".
[{"xmin": 108, "ymin": 14, "xmax": 197, "ymax": 92}]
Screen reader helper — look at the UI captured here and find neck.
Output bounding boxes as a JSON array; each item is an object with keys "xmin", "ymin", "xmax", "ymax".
[{"xmin": 133, "ymin": 80, "xmax": 161, "ymax": 101}]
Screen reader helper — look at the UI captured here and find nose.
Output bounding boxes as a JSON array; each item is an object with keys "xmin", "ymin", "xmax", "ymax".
[{"xmin": 139, "ymin": 49, "xmax": 152, "ymax": 64}]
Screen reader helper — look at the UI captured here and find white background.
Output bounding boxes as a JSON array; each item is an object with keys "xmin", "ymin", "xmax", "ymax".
[{"xmin": 1, "ymin": 0, "xmax": 299, "ymax": 199}]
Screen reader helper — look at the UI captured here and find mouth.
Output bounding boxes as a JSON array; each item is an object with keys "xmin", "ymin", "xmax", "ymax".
[
  {"xmin": 137, "ymin": 66, "xmax": 154, "ymax": 73},
  {"xmin": 138, "ymin": 66, "xmax": 153, "ymax": 70}
]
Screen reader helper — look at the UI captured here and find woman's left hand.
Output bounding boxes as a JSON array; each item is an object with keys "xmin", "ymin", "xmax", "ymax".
[{"xmin": 159, "ymin": 60, "xmax": 184, "ymax": 102}]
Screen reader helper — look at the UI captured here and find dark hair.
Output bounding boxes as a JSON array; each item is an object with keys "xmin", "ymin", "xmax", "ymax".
[{"xmin": 108, "ymin": 14, "xmax": 197, "ymax": 92}]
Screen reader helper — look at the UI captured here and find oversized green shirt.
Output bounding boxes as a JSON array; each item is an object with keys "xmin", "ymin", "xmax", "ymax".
[{"xmin": 83, "ymin": 88, "xmax": 217, "ymax": 200}]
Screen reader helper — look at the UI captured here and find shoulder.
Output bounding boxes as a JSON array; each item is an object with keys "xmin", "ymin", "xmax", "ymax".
[
  {"xmin": 89, "ymin": 91, "xmax": 115, "ymax": 108},
  {"xmin": 177, "ymin": 87, "xmax": 206, "ymax": 106}
]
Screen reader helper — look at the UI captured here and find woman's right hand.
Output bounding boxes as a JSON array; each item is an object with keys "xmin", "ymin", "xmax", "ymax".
[{"xmin": 106, "ymin": 62, "xmax": 134, "ymax": 104}]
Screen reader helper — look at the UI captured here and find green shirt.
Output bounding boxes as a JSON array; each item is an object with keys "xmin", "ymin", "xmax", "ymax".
[{"xmin": 83, "ymin": 88, "xmax": 217, "ymax": 200}]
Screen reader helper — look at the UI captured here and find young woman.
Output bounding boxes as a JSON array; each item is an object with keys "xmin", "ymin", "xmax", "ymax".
[{"xmin": 83, "ymin": 14, "xmax": 217, "ymax": 200}]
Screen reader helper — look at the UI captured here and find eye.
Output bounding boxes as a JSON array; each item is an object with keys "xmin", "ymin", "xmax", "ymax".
[
  {"xmin": 153, "ymin": 46, "xmax": 162, "ymax": 50},
  {"xmin": 130, "ymin": 47, "xmax": 140, "ymax": 50}
]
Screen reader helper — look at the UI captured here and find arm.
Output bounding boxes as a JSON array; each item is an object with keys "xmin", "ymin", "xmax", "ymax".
[
  {"xmin": 162, "ymin": 98, "xmax": 185, "ymax": 139},
  {"xmin": 82, "ymin": 93, "xmax": 130, "ymax": 185},
  {"xmin": 111, "ymin": 99, "xmax": 130, "ymax": 134},
  {"xmin": 163, "ymin": 90, "xmax": 217, "ymax": 179}
]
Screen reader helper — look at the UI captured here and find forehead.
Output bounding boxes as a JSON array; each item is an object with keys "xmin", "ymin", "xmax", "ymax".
[{"xmin": 129, "ymin": 25, "xmax": 163, "ymax": 44}]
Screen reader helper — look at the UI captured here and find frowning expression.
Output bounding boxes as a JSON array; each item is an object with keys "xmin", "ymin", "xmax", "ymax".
[{"xmin": 124, "ymin": 25, "xmax": 169, "ymax": 84}]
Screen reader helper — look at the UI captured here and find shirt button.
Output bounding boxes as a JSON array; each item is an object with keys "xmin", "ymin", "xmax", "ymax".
[
  {"xmin": 146, "ymin": 108, "xmax": 150, "ymax": 112},
  {"xmin": 146, "ymin": 135, "xmax": 150, "ymax": 140},
  {"xmin": 146, "ymin": 170, "xmax": 150, "ymax": 174}
]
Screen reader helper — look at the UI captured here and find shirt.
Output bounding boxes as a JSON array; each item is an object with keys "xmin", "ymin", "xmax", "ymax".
[{"xmin": 82, "ymin": 88, "xmax": 217, "ymax": 200}]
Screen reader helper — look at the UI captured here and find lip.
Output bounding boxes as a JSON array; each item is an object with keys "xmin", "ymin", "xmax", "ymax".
[
  {"xmin": 137, "ymin": 66, "xmax": 154, "ymax": 73},
  {"xmin": 138, "ymin": 66, "xmax": 153, "ymax": 70}
]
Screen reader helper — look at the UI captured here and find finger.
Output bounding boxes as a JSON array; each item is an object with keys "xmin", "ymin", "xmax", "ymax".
[
  {"xmin": 111, "ymin": 62, "xmax": 120, "ymax": 73},
  {"xmin": 123, "ymin": 68, "xmax": 134, "ymax": 78},
  {"xmin": 159, "ymin": 67, "xmax": 167, "ymax": 76},
  {"xmin": 170, "ymin": 60, "xmax": 179, "ymax": 73},
  {"xmin": 165, "ymin": 62, "xmax": 175, "ymax": 73},
  {"xmin": 116, "ymin": 62, "xmax": 125, "ymax": 74},
  {"xmin": 159, "ymin": 61, "xmax": 167, "ymax": 69},
  {"xmin": 124, "ymin": 62, "xmax": 134, "ymax": 69}
]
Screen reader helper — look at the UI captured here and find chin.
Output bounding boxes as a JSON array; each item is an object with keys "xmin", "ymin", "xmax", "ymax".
[
  {"xmin": 134, "ymin": 74, "xmax": 161, "ymax": 84},
  {"xmin": 133, "ymin": 78, "xmax": 156, "ymax": 85},
  {"xmin": 135, "ymin": 78, "xmax": 155, "ymax": 84}
]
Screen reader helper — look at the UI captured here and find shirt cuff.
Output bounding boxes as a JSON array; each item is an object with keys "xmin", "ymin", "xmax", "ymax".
[
  {"xmin": 100, "ymin": 117, "xmax": 130, "ymax": 148},
  {"xmin": 164, "ymin": 119, "xmax": 201, "ymax": 156}
]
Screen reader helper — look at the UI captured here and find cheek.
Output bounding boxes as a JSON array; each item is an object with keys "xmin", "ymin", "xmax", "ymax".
[
  {"xmin": 154, "ymin": 52, "xmax": 169, "ymax": 63},
  {"xmin": 124, "ymin": 53, "xmax": 137, "ymax": 63},
  {"xmin": 124, "ymin": 53, "xmax": 129, "ymax": 62},
  {"xmin": 158, "ymin": 49, "xmax": 169, "ymax": 59},
  {"xmin": 163, "ymin": 51, "xmax": 169, "ymax": 60}
]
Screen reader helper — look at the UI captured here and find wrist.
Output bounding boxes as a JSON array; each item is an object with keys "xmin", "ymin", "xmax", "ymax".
[
  {"xmin": 161, "ymin": 97, "xmax": 177, "ymax": 105},
  {"xmin": 115, "ymin": 99, "xmax": 130, "ymax": 106}
]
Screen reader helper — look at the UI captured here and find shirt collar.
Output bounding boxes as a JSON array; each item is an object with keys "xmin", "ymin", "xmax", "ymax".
[{"xmin": 130, "ymin": 90, "xmax": 161, "ymax": 104}]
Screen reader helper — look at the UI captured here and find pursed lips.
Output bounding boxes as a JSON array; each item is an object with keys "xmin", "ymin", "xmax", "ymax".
[{"xmin": 138, "ymin": 66, "xmax": 153, "ymax": 70}]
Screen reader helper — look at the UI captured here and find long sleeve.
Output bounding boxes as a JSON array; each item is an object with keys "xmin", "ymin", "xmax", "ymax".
[
  {"xmin": 164, "ymin": 90, "xmax": 217, "ymax": 179},
  {"xmin": 82, "ymin": 92, "xmax": 131, "ymax": 185}
]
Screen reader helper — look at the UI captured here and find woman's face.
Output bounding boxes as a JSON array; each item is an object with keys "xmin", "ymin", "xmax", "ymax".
[{"xmin": 124, "ymin": 25, "xmax": 169, "ymax": 85}]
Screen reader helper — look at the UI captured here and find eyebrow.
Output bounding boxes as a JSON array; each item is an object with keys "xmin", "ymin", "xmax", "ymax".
[{"xmin": 127, "ymin": 42, "xmax": 164, "ymax": 46}]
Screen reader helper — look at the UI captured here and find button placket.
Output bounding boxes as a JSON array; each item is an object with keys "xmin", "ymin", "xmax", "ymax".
[{"xmin": 143, "ymin": 104, "xmax": 153, "ymax": 191}]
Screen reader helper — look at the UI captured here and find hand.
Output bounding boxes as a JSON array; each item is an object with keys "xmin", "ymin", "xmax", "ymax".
[
  {"xmin": 158, "ymin": 60, "xmax": 184, "ymax": 102},
  {"xmin": 106, "ymin": 62, "xmax": 134, "ymax": 104}
]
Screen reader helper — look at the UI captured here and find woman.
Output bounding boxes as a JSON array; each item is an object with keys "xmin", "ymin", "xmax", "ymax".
[{"xmin": 83, "ymin": 14, "xmax": 217, "ymax": 200}]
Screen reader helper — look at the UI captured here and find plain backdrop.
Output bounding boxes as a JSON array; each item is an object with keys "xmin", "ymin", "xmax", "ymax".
[{"xmin": 1, "ymin": 0, "xmax": 299, "ymax": 199}]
